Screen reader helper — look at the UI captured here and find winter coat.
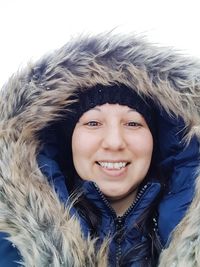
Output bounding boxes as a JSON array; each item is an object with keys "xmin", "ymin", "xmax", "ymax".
[{"xmin": 0, "ymin": 33, "xmax": 200, "ymax": 267}]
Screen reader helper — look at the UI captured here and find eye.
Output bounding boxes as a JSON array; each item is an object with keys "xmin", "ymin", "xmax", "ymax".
[
  {"xmin": 84, "ymin": 121, "xmax": 102, "ymax": 127},
  {"xmin": 125, "ymin": 121, "xmax": 142, "ymax": 127}
]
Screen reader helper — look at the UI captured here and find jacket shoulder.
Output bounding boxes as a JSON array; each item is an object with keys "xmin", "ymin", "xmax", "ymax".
[{"xmin": 0, "ymin": 232, "xmax": 22, "ymax": 267}]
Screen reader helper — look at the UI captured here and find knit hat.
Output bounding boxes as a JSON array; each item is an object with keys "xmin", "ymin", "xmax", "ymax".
[{"xmin": 68, "ymin": 84, "xmax": 155, "ymax": 135}]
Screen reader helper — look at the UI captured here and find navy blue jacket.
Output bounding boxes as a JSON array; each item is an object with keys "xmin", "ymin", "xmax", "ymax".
[{"xmin": 0, "ymin": 233, "xmax": 21, "ymax": 267}]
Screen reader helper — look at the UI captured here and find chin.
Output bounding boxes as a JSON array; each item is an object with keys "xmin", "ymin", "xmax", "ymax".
[
  {"xmin": 101, "ymin": 184, "xmax": 137, "ymax": 201},
  {"xmin": 103, "ymin": 190, "xmax": 129, "ymax": 200}
]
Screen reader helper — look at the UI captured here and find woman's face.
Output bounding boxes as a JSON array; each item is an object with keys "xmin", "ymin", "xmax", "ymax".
[{"xmin": 72, "ymin": 103, "xmax": 153, "ymax": 200}]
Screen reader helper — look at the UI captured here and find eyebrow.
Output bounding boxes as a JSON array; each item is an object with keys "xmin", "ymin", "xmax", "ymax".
[
  {"xmin": 127, "ymin": 108, "xmax": 137, "ymax": 113},
  {"xmin": 90, "ymin": 107, "xmax": 137, "ymax": 112},
  {"xmin": 90, "ymin": 107, "xmax": 101, "ymax": 111}
]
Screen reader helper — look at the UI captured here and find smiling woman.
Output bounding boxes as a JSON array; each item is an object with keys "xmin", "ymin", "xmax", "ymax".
[
  {"xmin": 0, "ymin": 33, "xmax": 200, "ymax": 267},
  {"xmin": 72, "ymin": 102, "xmax": 154, "ymax": 215},
  {"xmin": 59, "ymin": 84, "xmax": 160, "ymax": 266}
]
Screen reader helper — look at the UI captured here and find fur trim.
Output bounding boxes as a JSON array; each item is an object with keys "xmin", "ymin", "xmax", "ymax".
[
  {"xmin": 1, "ymin": 33, "xmax": 200, "ymax": 266},
  {"xmin": 158, "ymin": 170, "xmax": 200, "ymax": 267}
]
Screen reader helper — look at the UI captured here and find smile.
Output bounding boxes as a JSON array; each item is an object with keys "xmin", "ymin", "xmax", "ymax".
[{"xmin": 97, "ymin": 161, "xmax": 129, "ymax": 170}]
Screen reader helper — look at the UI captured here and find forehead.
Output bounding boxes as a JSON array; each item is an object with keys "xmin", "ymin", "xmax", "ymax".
[
  {"xmin": 87, "ymin": 103, "xmax": 135, "ymax": 113},
  {"xmin": 80, "ymin": 103, "xmax": 144, "ymax": 118}
]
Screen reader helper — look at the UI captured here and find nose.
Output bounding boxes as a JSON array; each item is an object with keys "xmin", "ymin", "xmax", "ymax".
[{"xmin": 102, "ymin": 125, "xmax": 126, "ymax": 150}]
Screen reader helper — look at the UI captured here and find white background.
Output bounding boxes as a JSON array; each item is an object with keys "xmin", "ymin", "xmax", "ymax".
[{"xmin": 1, "ymin": 0, "xmax": 200, "ymax": 88}]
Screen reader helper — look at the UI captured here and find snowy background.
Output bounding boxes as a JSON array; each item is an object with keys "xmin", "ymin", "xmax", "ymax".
[{"xmin": 1, "ymin": 0, "xmax": 200, "ymax": 88}]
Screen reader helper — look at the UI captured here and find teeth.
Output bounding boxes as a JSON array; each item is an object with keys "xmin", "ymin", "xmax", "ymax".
[{"xmin": 98, "ymin": 162, "xmax": 127, "ymax": 170}]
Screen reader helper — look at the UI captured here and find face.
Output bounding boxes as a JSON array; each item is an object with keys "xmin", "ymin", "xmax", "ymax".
[{"xmin": 72, "ymin": 104, "xmax": 153, "ymax": 201}]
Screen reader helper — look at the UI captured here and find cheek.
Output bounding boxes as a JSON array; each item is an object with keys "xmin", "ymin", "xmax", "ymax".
[
  {"xmin": 72, "ymin": 130, "xmax": 99, "ymax": 157},
  {"xmin": 72, "ymin": 130, "xmax": 88, "ymax": 163},
  {"xmin": 72, "ymin": 130, "xmax": 100, "ymax": 179},
  {"xmin": 72, "ymin": 131, "xmax": 88, "ymax": 179},
  {"xmin": 128, "ymin": 132, "xmax": 153, "ymax": 159}
]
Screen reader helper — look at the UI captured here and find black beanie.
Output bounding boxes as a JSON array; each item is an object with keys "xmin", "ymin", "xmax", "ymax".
[{"xmin": 68, "ymin": 84, "xmax": 155, "ymax": 136}]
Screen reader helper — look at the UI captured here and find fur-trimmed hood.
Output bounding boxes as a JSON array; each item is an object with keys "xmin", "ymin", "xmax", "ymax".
[{"xmin": 1, "ymin": 33, "xmax": 200, "ymax": 266}]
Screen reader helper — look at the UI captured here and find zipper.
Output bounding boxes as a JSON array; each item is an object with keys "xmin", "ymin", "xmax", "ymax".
[
  {"xmin": 120, "ymin": 184, "xmax": 149, "ymax": 220},
  {"xmin": 93, "ymin": 183, "xmax": 150, "ymax": 266},
  {"xmin": 93, "ymin": 183, "xmax": 149, "ymax": 220},
  {"xmin": 152, "ymin": 217, "xmax": 164, "ymax": 253},
  {"xmin": 115, "ymin": 216, "xmax": 123, "ymax": 267}
]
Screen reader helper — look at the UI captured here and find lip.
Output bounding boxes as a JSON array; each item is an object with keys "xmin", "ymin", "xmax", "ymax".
[
  {"xmin": 96, "ymin": 160, "xmax": 130, "ymax": 163},
  {"xmin": 96, "ymin": 161, "xmax": 129, "ymax": 177}
]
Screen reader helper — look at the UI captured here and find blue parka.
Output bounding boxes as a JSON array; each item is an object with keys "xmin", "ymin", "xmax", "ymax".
[{"xmin": 0, "ymin": 34, "xmax": 200, "ymax": 267}]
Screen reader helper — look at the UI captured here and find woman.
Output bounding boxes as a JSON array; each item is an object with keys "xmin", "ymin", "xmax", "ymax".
[{"xmin": 0, "ymin": 33, "xmax": 199, "ymax": 266}]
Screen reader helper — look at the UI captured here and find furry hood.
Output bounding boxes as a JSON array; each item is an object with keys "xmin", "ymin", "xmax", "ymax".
[{"xmin": 1, "ymin": 33, "xmax": 200, "ymax": 266}]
